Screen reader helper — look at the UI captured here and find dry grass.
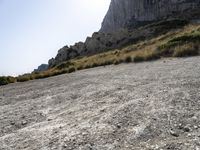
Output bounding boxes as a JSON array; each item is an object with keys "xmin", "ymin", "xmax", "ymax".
[{"xmin": 1, "ymin": 24, "xmax": 200, "ymax": 86}]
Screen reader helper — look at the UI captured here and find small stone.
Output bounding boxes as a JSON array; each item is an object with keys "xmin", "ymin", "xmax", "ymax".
[
  {"xmin": 116, "ymin": 124, "xmax": 121, "ymax": 129},
  {"xmin": 183, "ymin": 126, "xmax": 190, "ymax": 132},
  {"xmin": 10, "ymin": 121, "xmax": 15, "ymax": 125},
  {"xmin": 100, "ymin": 109, "xmax": 105, "ymax": 112},
  {"xmin": 21, "ymin": 120, "xmax": 27, "ymax": 125},
  {"xmin": 194, "ymin": 125, "xmax": 198, "ymax": 129},
  {"xmin": 192, "ymin": 116, "xmax": 198, "ymax": 121},
  {"xmin": 47, "ymin": 118, "xmax": 52, "ymax": 121},
  {"xmin": 178, "ymin": 123, "xmax": 183, "ymax": 129},
  {"xmin": 170, "ymin": 130, "xmax": 179, "ymax": 137}
]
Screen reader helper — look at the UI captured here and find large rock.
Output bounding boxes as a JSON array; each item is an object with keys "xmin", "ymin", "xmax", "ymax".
[{"xmin": 100, "ymin": 0, "xmax": 200, "ymax": 33}]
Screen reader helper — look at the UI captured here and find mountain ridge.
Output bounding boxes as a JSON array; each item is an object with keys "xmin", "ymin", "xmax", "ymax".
[{"xmin": 47, "ymin": 0, "xmax": 200, "ymax": 68}]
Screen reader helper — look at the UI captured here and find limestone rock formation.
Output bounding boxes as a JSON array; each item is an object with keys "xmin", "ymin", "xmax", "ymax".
[
  {"xmin": 48, "ymin": 0, "xmax": 200, "ymax": 67},
  {"xmin": 100, "ymin": 0, "xmax": 200, "ymax": 33},
  {"xmin": 48, "ymin": 30, "xmax": 129, "ymax": 67}
]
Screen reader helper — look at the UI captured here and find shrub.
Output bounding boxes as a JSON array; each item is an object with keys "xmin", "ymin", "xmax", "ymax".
[
  {"xmin": 169, "ymin": 32, "xmax": 200, "ymax": 43},
  {"xmin": 113, "ymin": 59, "xmax": 120, "ymax": 65},
  {"xmin": 77, "ymin": 65, "xmax": 83, "ymax": 70},
  {"xmin": 133, "ymin": 55, "xmax": 145, "ymax": 62},
  {"xmin": 84, "ymin": 64, "xmax": 92, "ymax": 69},
  {"xmin": 91, "ymin": 63, "xmax": 99, "ymax": 68},
  {"xmin": 173, "ymin": 43, "xmax": 199, "ymax": 57},
  {"xmin": 17, "ymin": 75, "xmax": 31, "ymax": 82},
  {"xmin": 56, "ymin": 61, "xmax": 74, "ymax": 69},
  {"xmin": 0, "ymin": 77, "xmax": 9, "ymax": 85},
  {"xmin": 68, "ymin": 67, "xmax": 76, "ymax": 73},
  {"xmin": 124, "ymin": 56, "xmax": 132, "ymax": 63},
  {"xmin": 60, "ymin": 69, "xmax": 70, "ymax": 74},
  {"xmin": 157, "ymin": 30, "xmax": 200, "ymax": 57},
  {"xmin": 145, "ymin": 52, "xmax": 160, "ymax": 61}
]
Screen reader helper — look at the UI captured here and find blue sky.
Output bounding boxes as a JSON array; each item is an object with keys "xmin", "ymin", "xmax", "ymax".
[{"xmin": 0, "ymin": 0, "xmax": 110, "ymax": 76}]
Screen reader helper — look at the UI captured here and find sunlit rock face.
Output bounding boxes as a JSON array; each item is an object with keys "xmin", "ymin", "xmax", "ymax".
[
  {"xmin": 100, "ymin": 0, "xmax": 200, "ymax": 32},
  {"xmin": 48, "ymin": 0, "xmax": 200, "ymax": 67}
]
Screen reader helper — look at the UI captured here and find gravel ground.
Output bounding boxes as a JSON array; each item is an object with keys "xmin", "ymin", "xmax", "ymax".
[{"xmin": 0, "ymin": 57, "xmax": 200, "ymax": 150}]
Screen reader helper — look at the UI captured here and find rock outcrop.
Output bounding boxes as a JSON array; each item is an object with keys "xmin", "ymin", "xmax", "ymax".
[
  {"xmin": 48, "ymin": 30, "xmax": 129, "ymax": 67},
  {"xmin": 33, "ymin": 64, "xmax": 48, "ymax": 73},
  {"xmin": 48, "ymin": 0, "xmax": 200, "ymax": 67},
  {"xmin": 100, "ymin": 0, "xmax": 200, "ymax": 33}
]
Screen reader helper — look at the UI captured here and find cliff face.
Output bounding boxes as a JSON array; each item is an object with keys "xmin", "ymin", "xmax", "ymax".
[
  {"xmin": 48, "ymin": 0, "xmax": 200, "ymax": 67},
  {"xmin": 100, "ymin": 0, "xmax": 200, "ymax": 32}
]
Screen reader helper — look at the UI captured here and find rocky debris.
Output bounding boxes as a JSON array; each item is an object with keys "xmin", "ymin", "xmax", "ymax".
[
  {"xmin": 100, "ymin": 0, "xmax": 200, "ymax": 33},
  {"xmin": 1, "ymin": 57, "xmax": 200, "ymax": 149}
]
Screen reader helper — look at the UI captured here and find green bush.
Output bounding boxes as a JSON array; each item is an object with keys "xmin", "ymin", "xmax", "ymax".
[
  {"xmin": 0, "ymin": 77, "xmax": 9, "ymax": 85},
  {"xmin": 0, "ymin": 76, "xmax": 16, "ymax": 86}
]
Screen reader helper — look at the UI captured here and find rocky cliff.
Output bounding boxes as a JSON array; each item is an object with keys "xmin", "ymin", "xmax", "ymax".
[
  {"xmin": 100, "ymin": 0, "xmax": 200, "ymax": 32},
  {"xmin": 48, "ymin": 0, "xmax": 200, "ymax": 67}
]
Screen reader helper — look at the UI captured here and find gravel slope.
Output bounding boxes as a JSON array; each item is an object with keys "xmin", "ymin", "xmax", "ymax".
[{"xmin": 0, "ymin": 57, "xmax": 200, "ymax": 150}]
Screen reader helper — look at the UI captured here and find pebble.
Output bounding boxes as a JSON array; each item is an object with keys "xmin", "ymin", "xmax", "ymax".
[
  {"xmin": 21, "ymin": 120, "xmax": 27, "ymax": 125},
  {"xmin": 10, "ymin": 121, "xmax": 15, "ymax": 125},
  {"xmin": 170, "ymin": 130, "xmax": 179, "ymax": 137},
  {"xmin": 47, "ymin": 118, "xmax": 53, "ymax": 121},
  {"xmin": 183, "ymin": 127, "xmax": 190, "ymax": 132}
]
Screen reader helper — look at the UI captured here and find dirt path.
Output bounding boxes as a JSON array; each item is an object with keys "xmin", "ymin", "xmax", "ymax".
[{"xmin": 0, "ymin": 57, "xmax": 200, "ymax": 150}]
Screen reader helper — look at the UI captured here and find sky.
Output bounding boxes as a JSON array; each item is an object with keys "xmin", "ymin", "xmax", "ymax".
[{"xmin": 0, "ymin": 0, "xmax": 110, "ymax": 76}]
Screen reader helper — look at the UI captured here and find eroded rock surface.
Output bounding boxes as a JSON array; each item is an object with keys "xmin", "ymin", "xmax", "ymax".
[
  {"xmin": 1, "ymin": 57, "xmax": 200, "ymax": 149},
  {"xmin": 100, "ymin": 0, "xmax": 200, "ymax": 32}
]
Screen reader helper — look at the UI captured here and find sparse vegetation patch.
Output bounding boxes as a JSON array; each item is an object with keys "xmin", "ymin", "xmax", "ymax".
[{"xmin": 1, "ymin": 24, "xmax": 200, "ymax": 86}]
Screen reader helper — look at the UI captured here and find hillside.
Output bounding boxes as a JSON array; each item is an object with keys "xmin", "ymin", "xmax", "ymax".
[
  {"xmin": 1, "ymin": 0, "xmax": 200, "ymax": 85},
  {"xmin": 48, "ymin": 0, "xmax": 200, "ymax": 67},
  {"xmin": 0, "ymin": 57, "xmax": 200, "ymax": 149}
]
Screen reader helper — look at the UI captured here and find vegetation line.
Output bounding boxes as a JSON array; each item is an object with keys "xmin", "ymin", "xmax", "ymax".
[{"xmin": 1, "ymin": 25, "xmax": 200, "ymax": 86}]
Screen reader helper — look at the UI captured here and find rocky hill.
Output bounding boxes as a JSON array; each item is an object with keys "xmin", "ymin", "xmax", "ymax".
[{"xmin": 48, "ymin": 0, "xmax": 200, "ymax": 68}]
